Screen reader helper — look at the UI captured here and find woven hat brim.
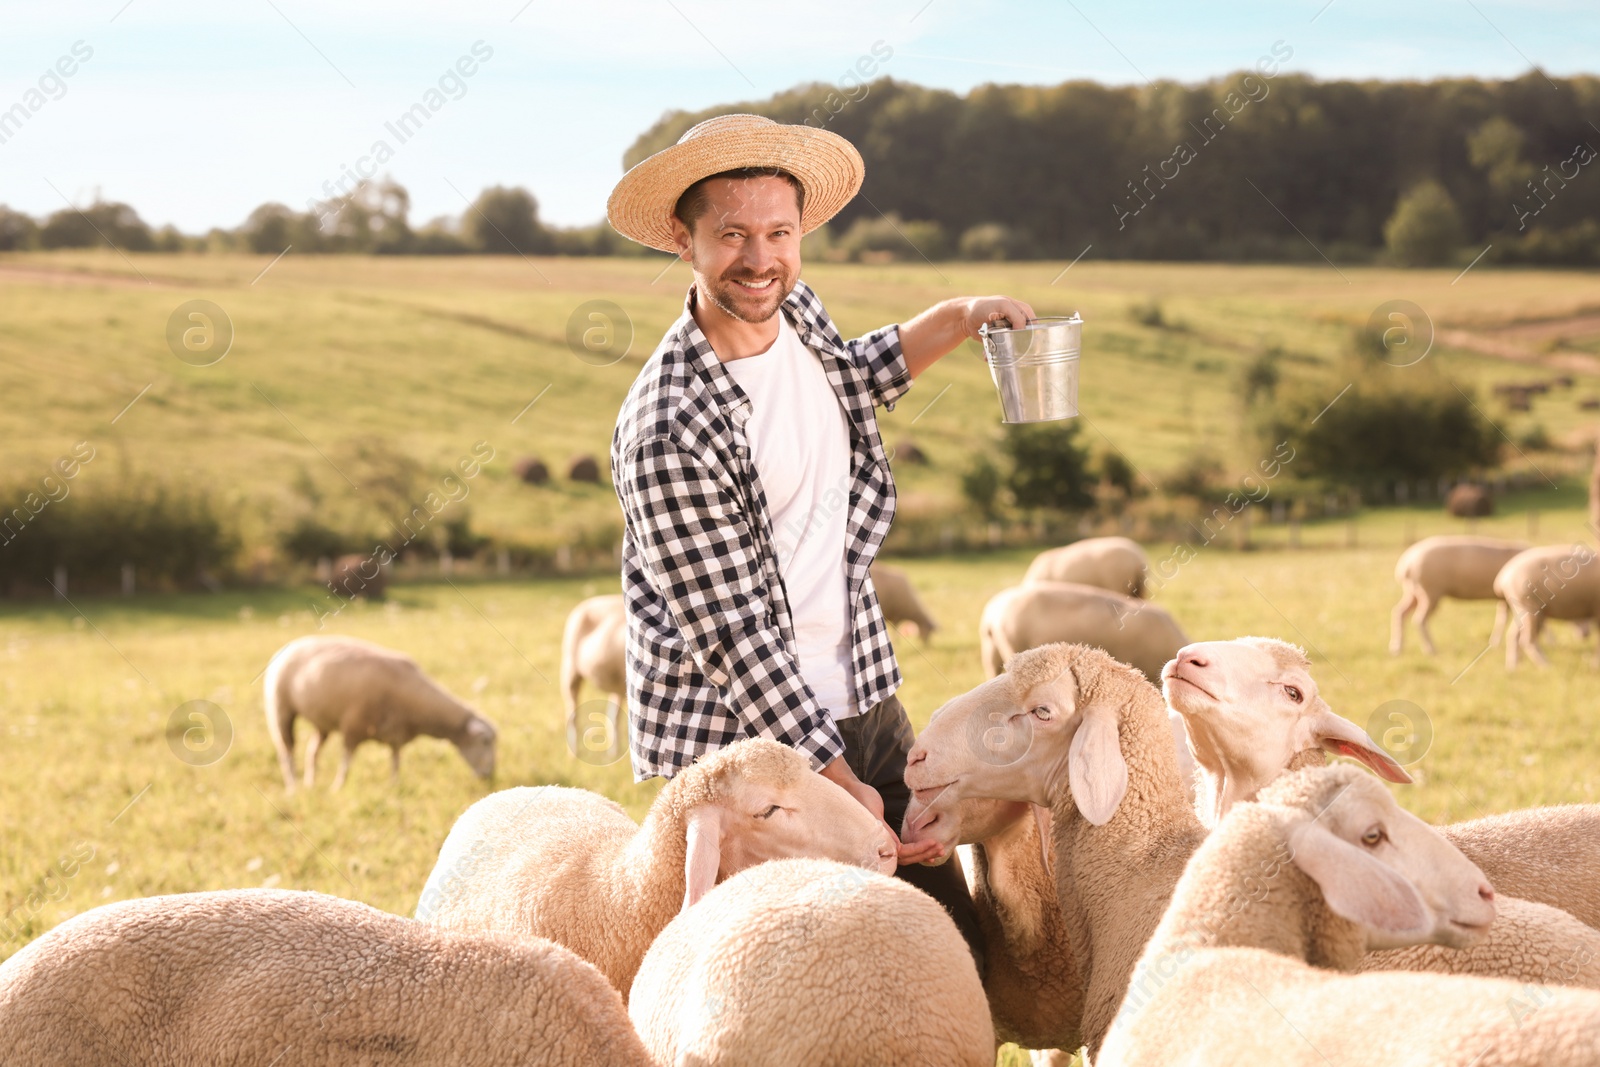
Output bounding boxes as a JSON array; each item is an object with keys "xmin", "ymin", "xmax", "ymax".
[{"xmin": 606, "ymin": 123, "xmax": 865, "ymax": 253}]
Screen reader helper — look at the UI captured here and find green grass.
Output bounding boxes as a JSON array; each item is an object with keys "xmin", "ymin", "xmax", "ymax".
[
  {"xmin": 4, "ymin": 252, "xmax": 1599, "ymax": 555},
  {"xmin": 5, "ymin": 252, "xmax": 1600, "ymax": 1064}
]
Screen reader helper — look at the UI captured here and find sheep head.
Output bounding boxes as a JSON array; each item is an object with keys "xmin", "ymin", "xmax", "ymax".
[
  {"xmin": 904, "ymin": 643, "xmax": 1136, "ymax": 840},
  {"xmin": 1162, "ymin": 637, "xmax": 1409, "ymax": 824},
  {"xmin": 672, "ymin": 738, "xmax": 897, "ymax": 911},
  {"xmin": 1253, "ymin": 766, "xmax": 1495, "ymax": 952},
  {"xmin": 454, "ymin": 714, "xmax": 497, "ymax": 779}
]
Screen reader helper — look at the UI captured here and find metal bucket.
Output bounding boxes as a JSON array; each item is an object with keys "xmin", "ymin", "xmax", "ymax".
[{"xmin": 980, "ymin": 313, "xmax": 1083, "ymax": 423}]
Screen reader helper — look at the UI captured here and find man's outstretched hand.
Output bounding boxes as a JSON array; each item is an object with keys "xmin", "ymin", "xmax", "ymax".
[{"xmin": 821, "ymin": 755, "xmax": 945, "ymax": 866}]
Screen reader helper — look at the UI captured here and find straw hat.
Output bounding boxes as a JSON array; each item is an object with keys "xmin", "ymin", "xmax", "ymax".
[{"xmin": 606, "ymin": 114, "xmax": 865, "ymax": 253}]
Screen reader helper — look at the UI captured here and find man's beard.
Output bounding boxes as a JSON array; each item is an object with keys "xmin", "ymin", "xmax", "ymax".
[{"xmin": 699, "ymin": 263, "xmax": 792, "ymax": 324}]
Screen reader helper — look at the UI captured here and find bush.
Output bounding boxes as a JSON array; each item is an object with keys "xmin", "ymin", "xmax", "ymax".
[
  {"xmin": 38, "ymin": 200, "xmax": 154, "ymax": 252},
  {"xmin": 1128, "ymin": 298, "xmax": 1165, "ymax": 328},
  {"xmin": 1239, "ymin": 348, "xmax": 1282, "ymax": 405},
  {"xmin": 960, "ymin": 456, "xmax": 1002, "ymax": 518},
  {"xmin": 0, "ymin": 477, "xmax": 239, "ymax": 594},
  {"xmin": 466, "ymin": 186, "xmax": 551, "ymax": 255},
  {"xmin": 1000, "ymin": 422, "xmax": 1093, "ymax": 511},
  {"xmin": 1259, "ymin": 368, "xmax": 1500, "ymax": 485},
  {"xmin": 958, "ymin": 222, "xmax": 1032, "ymax": 261},
  {"xmin": 0, "ymin": 206, "xmax": 38, "ymax": 251},
  {"xmin": 837, "ymin": 212, "xmax": 949, "ymax": 262},
  {"xmin": 1095, "ymin": 449, "xmax": 1138, "ymax": 496},
  {"xmin": 1384, "ymin": 180, "xmax": 1465, "ymax": 267},
  {"xmin": 1159, "ymin": 451, "xmax": 1226, "ymax": 503}
]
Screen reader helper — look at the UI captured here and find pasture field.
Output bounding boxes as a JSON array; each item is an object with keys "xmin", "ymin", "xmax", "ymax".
[
  {"xmin": 3, "ymin": 251, "xmax": 1600, "ymax": 554},
  {"xmin": 4, "ymin": 252, "xmax": 1600, "ymax": 1065}
]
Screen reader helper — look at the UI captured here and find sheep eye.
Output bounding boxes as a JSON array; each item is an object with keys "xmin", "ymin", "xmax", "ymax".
[
  {"xmin": 757, "ymin": 804, "xmax": 781, "ymax": 819},
  {"xmin": 1031, "ymin": 705, "xmax": 1053, "ymax": 722},
  {"xmin": 1360, "ymin": 826, "xmax": 1385, "ymax": 847},
  {"xmin": 1284, "ymin": 686, "xmax": 1303, "ymax": 704}
]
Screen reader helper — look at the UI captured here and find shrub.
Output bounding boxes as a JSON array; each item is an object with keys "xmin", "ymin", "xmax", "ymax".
[
  {"xmin": 837, "ymin": 212, "xmax": 949, "ymax": 262},
  {"xmin": 1384, "ymin": 180, "xmax": 1465, "ymax": 267},
  {"xmin": 960, "ymin": 456, "xmax": 1002, "ymax": 518},
  {"xmin": 1239, "ymin": 348, "xmax": 1282, "ymax": 405},
  {"xmin": 1000, "ymin": 422, "xmax": 1093, "ymax": 511},
  {"xmin": 1128, "ymin": 298, "xmax": 1165, "ymax": 328},
  {"xmin": 958, "ymin": 222, "xmax": 1032, "ymax": 261}
]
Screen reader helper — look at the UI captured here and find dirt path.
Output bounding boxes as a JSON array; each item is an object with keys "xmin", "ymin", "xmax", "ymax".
[{"xmin": 1439, "ymin": 311, "xmax": 1600, "ymax": 374}]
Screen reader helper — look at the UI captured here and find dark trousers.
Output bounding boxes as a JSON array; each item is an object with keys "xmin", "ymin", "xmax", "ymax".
[{"xmin": 837, "ymin": 693, "xmax": 986, "ymax": 979}]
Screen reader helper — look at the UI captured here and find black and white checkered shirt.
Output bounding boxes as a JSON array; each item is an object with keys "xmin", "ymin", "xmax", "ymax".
[{"xmin": 611, "ymin": 278, "xmax": 913, "ymax": 781}]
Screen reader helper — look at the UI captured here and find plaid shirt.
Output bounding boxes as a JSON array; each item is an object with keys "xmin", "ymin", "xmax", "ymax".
[{"xmin": 611, "ymin": 278, "xmax": 914, "ymax": 781}]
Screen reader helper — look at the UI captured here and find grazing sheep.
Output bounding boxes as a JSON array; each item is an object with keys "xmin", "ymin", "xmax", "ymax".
[
  {"xmin": 0, "ymin": 889, "xmax": 657, "ymax": 1067},
  {"xmin": 1096, "ymin": 768, "xmax": 1600, "ymax": 1067},
  {"xmin": 560, "ymin": 594, "xmax": 628, "ymax": 760},
  {"xmin": 1023, "ymin": 536, "xmax": 1149, "ymax": 598},
  {"xmin": 628, "ymin": 858, "xmax": 993, "ymax": 1067},
  {"xmin": 264, "ymin": 635, "xmax": 496, "ymax": 794},
  {"xmin": 979, "ymin": 580, "xmax": 1187, "ymax": 682},
  {"xmin": 416, "ymin": 738, "xmax": 896, "ymax": 997},
  {"xmin": 870, "ymin": 562, "xmax": 938, "ymax": 643},
  {"xmin": 1495, "ymin": 543, "xmax": 1600, "ymax": 668},
  {"xmin": 905, "ymin": 642, "xmax": 1207, "ymax": 1055},
  {"xmin": 1390, "ymin": 535, "xmax": 1528, "ymax": 655},
  {"xmin": 1164, "ymin": 636, "xmax": 1600, "ymax": 930}
]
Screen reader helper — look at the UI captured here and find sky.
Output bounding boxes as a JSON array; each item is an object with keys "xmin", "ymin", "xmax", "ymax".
[{"xmin": 1, "ymin": 0, "xmax": 1597, "ymax": 232}]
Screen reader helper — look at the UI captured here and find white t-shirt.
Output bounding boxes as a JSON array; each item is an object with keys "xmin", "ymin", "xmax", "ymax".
[{"xmin": 721, "ymin": 313, "xmax": 859, "ymax": 719}]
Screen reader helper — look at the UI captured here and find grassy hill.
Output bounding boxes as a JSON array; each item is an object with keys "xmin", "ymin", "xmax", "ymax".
[{"xmin": 4, "ymin": 251, "xmax": 1599, "ymax": 569}]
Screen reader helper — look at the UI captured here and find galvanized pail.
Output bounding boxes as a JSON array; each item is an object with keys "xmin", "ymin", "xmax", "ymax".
[{"xmin": 979, "ymin": 313, "xmax": 1083, "ymax": 423}]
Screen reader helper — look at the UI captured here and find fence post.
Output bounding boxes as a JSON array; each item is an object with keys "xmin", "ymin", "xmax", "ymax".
[
  {"xmin": 496, "ymin": 547, "xmax": 511, "ymax": 576},
  {"xmin": 1288, "ymin": 518, "xmax": 1301, "ymax": 549},
  {"xmin": 121, "ymin": 563, "xmax": 135, "ymax": 597},
  {"xmin": 440, "ymin": 548, "xmax": 454, "ymax": 576},
  {"xmin": 1528, "ymin": 509, "xmax": 1539, "ymax": 538},
  {"xmin": 53, "ymin": 564, "xmax": 67, "ymax": 598}
]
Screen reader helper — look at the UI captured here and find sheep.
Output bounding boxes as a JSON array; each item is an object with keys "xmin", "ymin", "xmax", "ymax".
[
  {"xmin": 904, "ymin": 641, "xmax": 1600, "ymax": 1056},
  {"xmin": 904, "ymin": 642, "xmax": 1207, "ymax": 1055},
  {"xmin": 1495, "ymin": 543, "xmax": 1600, "ymax": 668},
  {"xmin": 627, "ymin": 858, "xmax": 993, "ymax": 1066},
  {"xmin": 264, "ymin": 634, "xmax": 496, "ymax": 794},
  {"xmin": 1165, "ymin": 636, "xmax": 1600, "ymax": 930},
  {"xmin": 1390, "ymin": 534, "xmax": 1528, "ymax": 655},
  {"xmin": 415, "ymin": 737, "xmax": 897, "ymax": 998},
  {"xmin": 1097, "ymin": 768, "xmax": 1600, "ymax": 1067},
  {"xmin": 1023, "ymin": 535, "xmax": 1149, "ymax": 598},
  {"xmin": 560, "ymin": 594, "xmax": 628, "ymax": 760},
  {"xmin": 869, "ymin": 562, "xmax": 939, "ymax": 643},
  {"xmin": 908, "ymin": 797, "xmax": 1083, "ymax": 1062},
  {"xmin": 979, "ymin": 580, "xmax": 1187, "ymax": 683},
  {"xmin": 0, "ymin": 888, "xmax": 658, "ymax": 1067}
]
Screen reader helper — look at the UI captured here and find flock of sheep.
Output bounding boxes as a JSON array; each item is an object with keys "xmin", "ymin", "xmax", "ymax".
[{"xmin": 1, "ymin": 533, "xmax": 1598, "ymax": 1065}]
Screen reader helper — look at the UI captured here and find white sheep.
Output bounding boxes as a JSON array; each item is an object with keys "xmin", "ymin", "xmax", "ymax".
[
  {"xmin": 1097, "ymin": 767, "xmax": 1600, "ymax": 1067},
  {"xmin": 870, "ymin": 562, "xmax": 939, "ymax": 643},
  {"xmin": 628, "ymin": 858, "xmax": 994, "ymax": 1066},
  {"xmin": 264, "ymin": 634, "xmax": 496, "ymax": 793},
  {"xmin": 415, "ymin": 737, "xmax": 896, "ymax": 997},
  {"xmin": 979, "ymin": 580, "xmax": 1187, "ymax": 682},
  {"xmin": 1495, "ymin": 543, "xmax": 1600, "ymax": 668},
  {"xmin": 1390, "ymin": 534, "xmax": 1528, "ymax": 655},
  {"xmin": 907, "ymin": 797, "xmax": 1083, "ymax": 1063},
  {"xmin": 1164, "ymin": 636, "xmax": 1600, "ymax": 930},
  {"xmin": 560, "ymin": 594, "xmax": 628, "ymax": 760},
  {"xmin": 905, "ymin": 642, "xmax": 1206, "ymax": 1056},
  {"xmin": 0, "ymin": 888, "xmax": 658, "ymax": 1066},
  {"xmin": 1024, "ymin": 536, "xmax": 1149, "ymax": 598}
]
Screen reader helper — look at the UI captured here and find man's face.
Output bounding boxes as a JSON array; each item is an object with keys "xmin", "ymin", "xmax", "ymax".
[{"xmin": 671, "ymin": 175, "xmax": 802, "ymax": 325}]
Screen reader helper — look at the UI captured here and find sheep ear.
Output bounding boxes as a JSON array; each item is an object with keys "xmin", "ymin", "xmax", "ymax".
[
  {"xmin": 1288, "ymin": 821, "xmax": 1431, "ymax": 938},
  {"xmin": 1068, "ymin": 706, "xmax": 1128, "ymax": 826},
  {"xmin": 682, "ymin": 806, "xmax": 723, "ymax": 911},
  {"xmin": 1307, "ymin": 709, "xmax": 1412, "ymax": 784},
  {"xmin": 1032, "ymin": 804, "xmax": 1054, "ymax": 879}
]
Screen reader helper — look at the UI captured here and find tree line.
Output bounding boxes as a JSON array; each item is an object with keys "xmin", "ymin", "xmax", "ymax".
[
  {"xmin": 3, "ymin": 68, "xmax": 1596, "ymax": 264},
  {"xmin": 629, "ymin": 70, "xmax": 1600, "ymax": 267}
]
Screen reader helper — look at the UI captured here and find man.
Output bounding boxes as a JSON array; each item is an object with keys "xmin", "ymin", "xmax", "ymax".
[{"xmin": 606, "ymin": 113, "xmax": 1035, "ymax": 962}]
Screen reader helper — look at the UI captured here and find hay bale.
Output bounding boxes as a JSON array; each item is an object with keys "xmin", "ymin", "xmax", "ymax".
[
  {"xmin": 895, "ymin": 440, "xmax": 929, "ymax": 465},
  {"xmin": 329, "ymin": 553, "xmax": 388, "ymax": 601},
  {"xmin": 1445, "ymin": 483, "xmax": 1494, "ymax": 518},
  {"xmin": 568, "ymin": 455, "xmax": 601, "ymax": 483},
  {"xmin": 512, "ymin": 456, "xmax": 550, "ymax": 485}
]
